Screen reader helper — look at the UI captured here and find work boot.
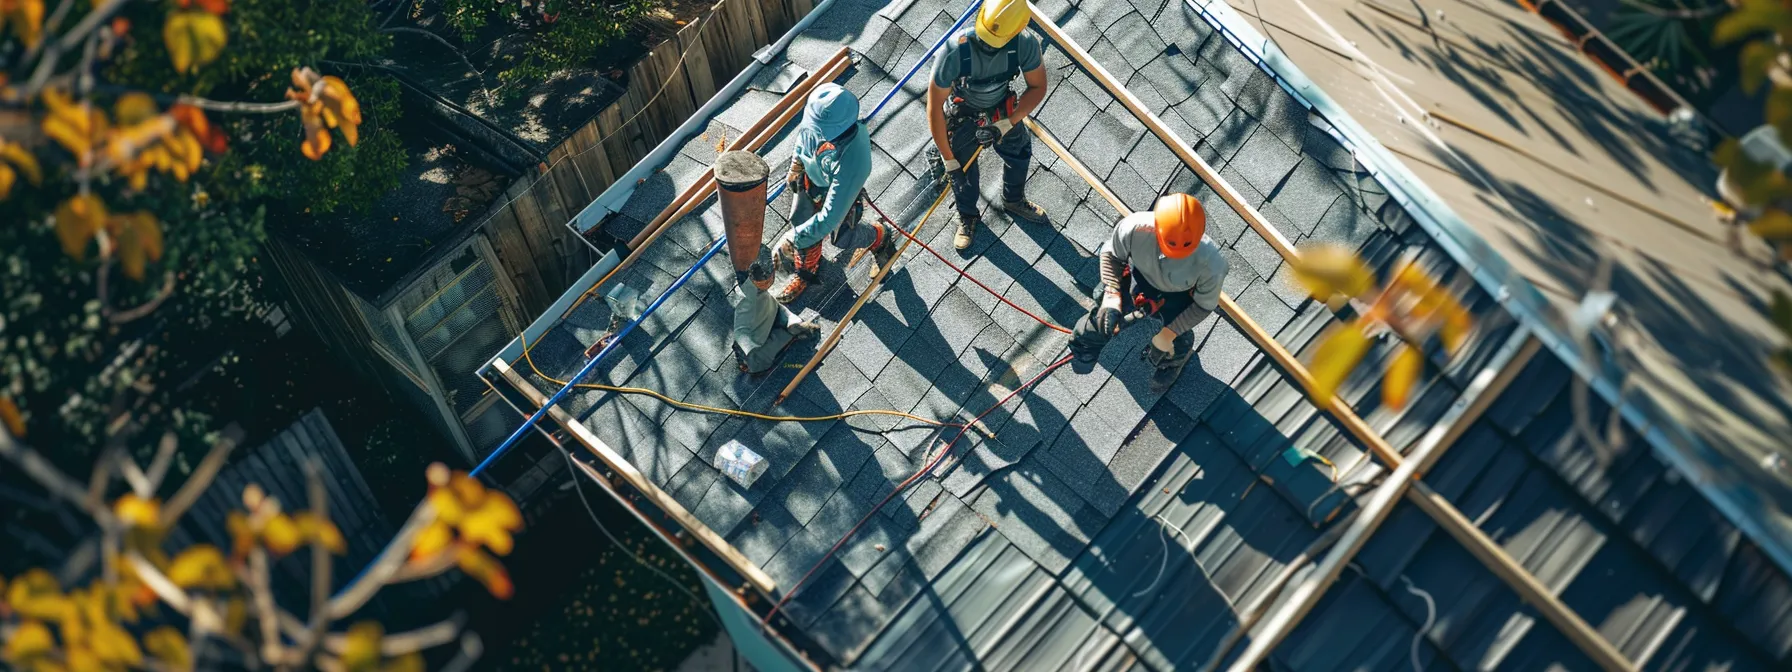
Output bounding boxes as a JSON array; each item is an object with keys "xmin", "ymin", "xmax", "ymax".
[
  {"xmin": 789, "ymin": 321, "xmax": 821, "ymax": 340},
  {"xmin": 775, "ymin": 270, "xmax": 817, "ymax": 304},
  {"xmin": 954, "ymin": 214, "xmax": 981, "ymax": 251},
  {"xmin": 871, "ymin": 224, "xmax": 899, "ymax": 275},
  {"xmin": 1144, "ymin": 340, "xmax": 1195, "ymax": 395},
  {"xmin": 1003, "ymin": 199, "xmax": 1048, "ymax": 225},
  {"xmin": 776, "ymin": 240, "xmax": 824, "ymax": 304}
]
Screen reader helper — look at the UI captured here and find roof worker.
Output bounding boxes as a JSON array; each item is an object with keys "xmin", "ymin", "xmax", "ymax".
[
  {"xmin": 773, "ymin": 83, "xmax": 899, "ymax": 304},
  {"xmin": 927, "ymin": 0, "xmax": 1051, "ymax": 252},
  {"xmin": 736, "ymin": 261, "xmax": 822, "ymax": 376},
  {"xmin": 1069, "ymin": 194, "xmax": 1229, "ymax": 394}
]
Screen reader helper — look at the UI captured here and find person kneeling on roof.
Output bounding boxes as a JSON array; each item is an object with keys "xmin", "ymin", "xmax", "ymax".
[
  {"xmin": 774, "ymin": 83, "xmax": 898, "ymax": 304},
  {"xmin": 927, "ymin": 0, "xmax": 1051, "ymax": 252},
  {"xmin": 736, "ymin": 261, "xmax": 821, "ymax": 376},
  {"xmin": 1069, "ymin": 193, "xmax": 1229, "ymax": 394}
]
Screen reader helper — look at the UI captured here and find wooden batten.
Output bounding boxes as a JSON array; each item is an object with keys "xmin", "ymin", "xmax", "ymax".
[
  {"xmin": 1030, "ymin": 114, "xmax": 1631, "ymax": 671},
  {"xmin": 490, "ymin": 359, "xmax": 778, "ymax": 594}
]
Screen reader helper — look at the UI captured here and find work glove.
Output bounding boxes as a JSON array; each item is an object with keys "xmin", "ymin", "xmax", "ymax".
[
  {"xmin": 1142, "ymin": 330, "xmax": 1176, "ymax": 367},
  {"xmin": 786, "ymin": 158, "xmax": 806, "ymax": 189},
  {"xmin": 1095, "ymin": 289, "xmax": 1124, "ymax": 335},
  {"xmin": 975, "ymin": 118, "xmax": 1015, "ymax": 146},
  {"xmin": 942, "ymin": 158, "xmax": 969, "ymax": 190}
]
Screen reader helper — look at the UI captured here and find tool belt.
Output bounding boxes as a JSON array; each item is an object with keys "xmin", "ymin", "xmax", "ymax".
[
  {"xmin": 945, "ymin": 91, "xmax": 1017, "ymax": 131},
  {"xmin": 1118, "ymin": 267, "xmax": 1192, "ymax": 321}
]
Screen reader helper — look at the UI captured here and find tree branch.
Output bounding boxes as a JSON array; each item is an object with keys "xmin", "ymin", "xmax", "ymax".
[
  {"xmin": 99, "ymin": 258, "xmax": 179, "ymax": 325},
  {"xmin": 248, "ymin": 548, "xmax": 288, "ymax": 666},
  {"xmin": 0, "ymin": 425, "xmax": 116, "ymax": 523},
  {"xmin": 291, "ymin": 460, "xmax": 333, "ymax": 668},
  {"xmin": 126, "ymin": 551, "xmax": 194, "ymax": 615},
  {"xmin": 145, "ymin": 431, "xmax": 178, "ymax": 495},
  {"xmin": 381, "ymin": 27, "xmax": 495, "ymax": 105},
  {"xmin": 325, "ymin": 503, "xmax": 436, "ymax": 620},
  {"xmin": 157, "ymin": 424, "xmax": 246, "ymax": 527},
  {"xmin": 174, "ymin": 96, "xmax": 303, "ymax": 114}
]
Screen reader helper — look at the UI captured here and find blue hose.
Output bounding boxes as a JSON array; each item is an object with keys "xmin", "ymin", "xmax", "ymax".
[
  {"xmin": 863, "ymin": 0, "xmax": 980, "ymax": 122},
  {"xmin": 470, "ymin": 236, "xmax": 728, "ymax": 478},
  {"xmin": 332, "ymin": 0, "xmax": 983, "ymax": 602}
]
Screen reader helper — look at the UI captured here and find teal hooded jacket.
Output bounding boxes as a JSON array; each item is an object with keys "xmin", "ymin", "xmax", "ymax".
[{"xmin": 790, "ymin": 84, "xmax": 871, "ymax": 248}]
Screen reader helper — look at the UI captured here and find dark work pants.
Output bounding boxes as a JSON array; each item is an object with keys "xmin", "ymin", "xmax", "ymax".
[
  {"xmin": 1069, "ymin": 270, "xmax": 1199, "ymax": 364},
  {"xmin": 946, "ymin": 111, "xmax": 1031, "ymax": 219}
]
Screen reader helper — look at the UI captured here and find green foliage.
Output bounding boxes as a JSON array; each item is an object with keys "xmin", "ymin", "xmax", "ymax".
[
  {"xmin": 1714, "ymin": 0, "xmax": 1792, "ymax": 46},
  {"xmin": 212, "ymin": 75, "xmax": 407, "ymax": 214},
  {"xmin": 440, "ymin": 0, "xmax": 655, "ymax": 99},
  {"xmin": 496, "ymin": 517, "xmax": 715, "ymax": 670},
  {"xmin": 110, "ymin": 0, "xmax": 407, "ymax": 214},
  {"xmin": 5, "ymin": 0, "xmax": 406, "ymax": 460},
  {"xmin": 1607, "ymin": 1, "xmax": 1717, "ymax": 74}
]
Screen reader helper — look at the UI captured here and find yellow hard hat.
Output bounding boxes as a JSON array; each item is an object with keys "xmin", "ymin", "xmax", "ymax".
[{"xmin": 974, "ymin": 0, "xmax": 1030, "ymax": 48}]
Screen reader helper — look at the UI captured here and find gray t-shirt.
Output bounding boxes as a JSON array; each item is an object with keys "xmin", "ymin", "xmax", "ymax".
[
  {"xmin": 930, "ymin": 28, "xmax": 1043, "ymax": 111},
  {"xmin": 1101, "ymin": 211, "xmax": 1228, "ymax": 311}
]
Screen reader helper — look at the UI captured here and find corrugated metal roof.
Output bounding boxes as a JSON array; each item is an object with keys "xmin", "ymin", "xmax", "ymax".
[{"xmin": 502, "ymin": 0, "xmax": 1792, "ymax": 668}]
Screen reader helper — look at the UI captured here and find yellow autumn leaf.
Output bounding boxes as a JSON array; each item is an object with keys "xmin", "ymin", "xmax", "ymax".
[
  {"xmin": 3, "ymin": 0, "xmax": 45, "ymax": 50},
  {"xmin": 113, "ymin": 93, "xmax": 159, "ymax": 126},
  {"xmin": 3, "ymin": 620, "xmax": 54, "ymax": 663},
  {"xmin": 54, "ymin": 194, "xmax": 107, "ymax": 260},
  {"xmin": 166, "ymin": 545, "xmax": 234, "ymax": 591},
  {"xmin": 86, "ymin": 619, "xmax": 143, "ymax": 667},
  {"xmin": 261, "ymin": 512, "xmax": 303, "ymax": 556},
  {"xmin": 6, "ymin": 569, "xmax": 67, "ymax": 621},
  {"xmin": 0, "ymin": 395, "xmax": 25, "ymax": 437},
  {"xmin": 1308, "ymin": 320, "xmax": 1372, "ymax": 407},
  {"xmin": 384, "ymin": 652, "xmax": 424, "ymax": 672},
  {"xmin": 1383, "ymin": 344, "xmax": 1423, "ymax": 409},
  {"xmin": 112, "ymin": 495, "xmax": 161, "ymax": 529},
  {"xmin": 42, "ymin": 88, "xmax": 108, "ymax": 160},
  {"xmin": 294, "ymin": 513, "xmax": 347, "ymax": 554},
  {"xmin": 410, "ymin": 521, "xmax": 453, "ymax": 560},
  {"xmin": 1750, "ymin": 208, "xmax": 1792, "ymax": 239},
  {"xmin": 456, "ymin": 546, "xmax": 513, "ymax": 599},
  {"xmin": 108, "ymin": 212, "xmax": 164, "ymax": 281},
  {"xmin": 224, "ymin": 596, "xmax": 248, "ymax": 635},
  {"xmin": 343, "ymin": 621, "xmax": 384, "ymax": 672},
  {"xmin": 0, "ymin": 141, "xmax": 42, "ymax": 200},
  {"xmin": 162, "ymin": 11, "xmax": 227, "ymax": 74},
  {"xmin": 460, "ymin": 491, "xmax": 522, "ymax": 556},
  {"xmin": 142, "ymin": 627, "xmax": 190, "ymax": 669},
  {"xmin": 1439, "ymin": 304, "xmax": 1471, "ymax": 354},
  {"xmin": 1290, "ymin": 244, "xmax": 1374, "ymax": 300}
]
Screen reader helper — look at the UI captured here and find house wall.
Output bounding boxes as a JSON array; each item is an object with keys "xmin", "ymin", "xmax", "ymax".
[
  {"xmin": 273, "ymin": 0, "xmax": 818, "ymax": 465},
  {"xmin": 479, "ymin": 0, "xmax": 818, "ymax": 318}
]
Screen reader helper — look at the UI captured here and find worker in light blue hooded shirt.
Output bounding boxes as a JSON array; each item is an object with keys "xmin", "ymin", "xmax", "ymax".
[{"xmin": 773, "ymin": 83, "xmax": 897, "ymax": 304}]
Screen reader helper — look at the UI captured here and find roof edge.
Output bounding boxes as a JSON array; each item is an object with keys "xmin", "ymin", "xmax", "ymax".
[
  {"xmin": 564, "ymin": 0, "xmax": 851, "ymax": 238},
  {"xmin": 1177, "ymin": 0, "xmax": 1792, "ymax": 575}
]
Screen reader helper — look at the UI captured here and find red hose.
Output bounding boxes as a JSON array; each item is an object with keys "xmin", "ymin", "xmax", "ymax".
[
  {"xmin": 763, "ymin": 353, "xmax": 1075, "ymax": 624},
  {"xmin": 862, "ymin": 198, "xmax": 1073, "ymax": 335}
]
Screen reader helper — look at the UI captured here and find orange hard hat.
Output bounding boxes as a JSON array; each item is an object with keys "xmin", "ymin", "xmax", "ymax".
[{"xmin": 1153, "ymin": 193, "xmax": 1206, "ymax": 259}]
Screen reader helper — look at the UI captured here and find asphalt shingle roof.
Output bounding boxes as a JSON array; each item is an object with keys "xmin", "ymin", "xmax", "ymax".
[{"xmin": 515, "ymin": 0, "xmax": 1792, "ymax": 668}]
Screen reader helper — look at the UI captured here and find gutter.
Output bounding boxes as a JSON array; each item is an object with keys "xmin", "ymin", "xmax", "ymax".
[
  {"xmin": 566, "ymin": 0, "xmax": 846, "ymax": 236},
  {"xmin": 1177, "ymin": 0, "xmax": 1792, "ymax": 575}
]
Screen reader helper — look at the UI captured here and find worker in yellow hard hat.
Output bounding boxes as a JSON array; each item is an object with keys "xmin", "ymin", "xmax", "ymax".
[
  {"xmin": 926, "ymin": 0, "xmax": 1051, "ymax": 253},
  {"xmin": 1069, "ymin": 193, "xmax": 1230, "ymax": 393}
]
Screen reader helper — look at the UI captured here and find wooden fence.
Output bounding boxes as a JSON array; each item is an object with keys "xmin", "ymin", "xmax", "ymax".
[{"xmin": 478, "ymin": 0, "xmax": 817, "ymax": 317}]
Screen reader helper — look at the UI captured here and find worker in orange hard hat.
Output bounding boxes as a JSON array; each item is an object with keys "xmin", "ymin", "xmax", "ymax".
[
  {"xmin": 1069, "ymin": 193, "xmax": 1230, "ymax": 393},
  {"xmin": 926, "ymin": 0, "xmax": 1051, "ymax": 253}
]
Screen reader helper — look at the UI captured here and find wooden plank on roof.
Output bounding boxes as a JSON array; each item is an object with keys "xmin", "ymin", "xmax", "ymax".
[{"xmin": 489, "ymin": 359, "xmax": 777, "ymax": 594}]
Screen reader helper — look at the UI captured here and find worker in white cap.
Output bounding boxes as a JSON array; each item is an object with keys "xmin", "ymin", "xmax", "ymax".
[
  {"xmin": 1070, "ymin": 194, "xmax": 1229, "ymax": 393},
  {"xmin": 774, "ymin": 83, "xmax": 898, "ymax": 304},
  {"xmin": 927, "ymin": 0, "xmax": 1051, "ymax": 252},
  {"xmin": 735, "ymin": 261, "xmax": 821, "ymax": 376}
]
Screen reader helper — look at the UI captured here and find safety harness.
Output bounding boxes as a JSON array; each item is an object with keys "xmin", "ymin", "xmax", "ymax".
[{"xmin": 953, "ymin": 33, "xmax": 1021, "ymax": 93}]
